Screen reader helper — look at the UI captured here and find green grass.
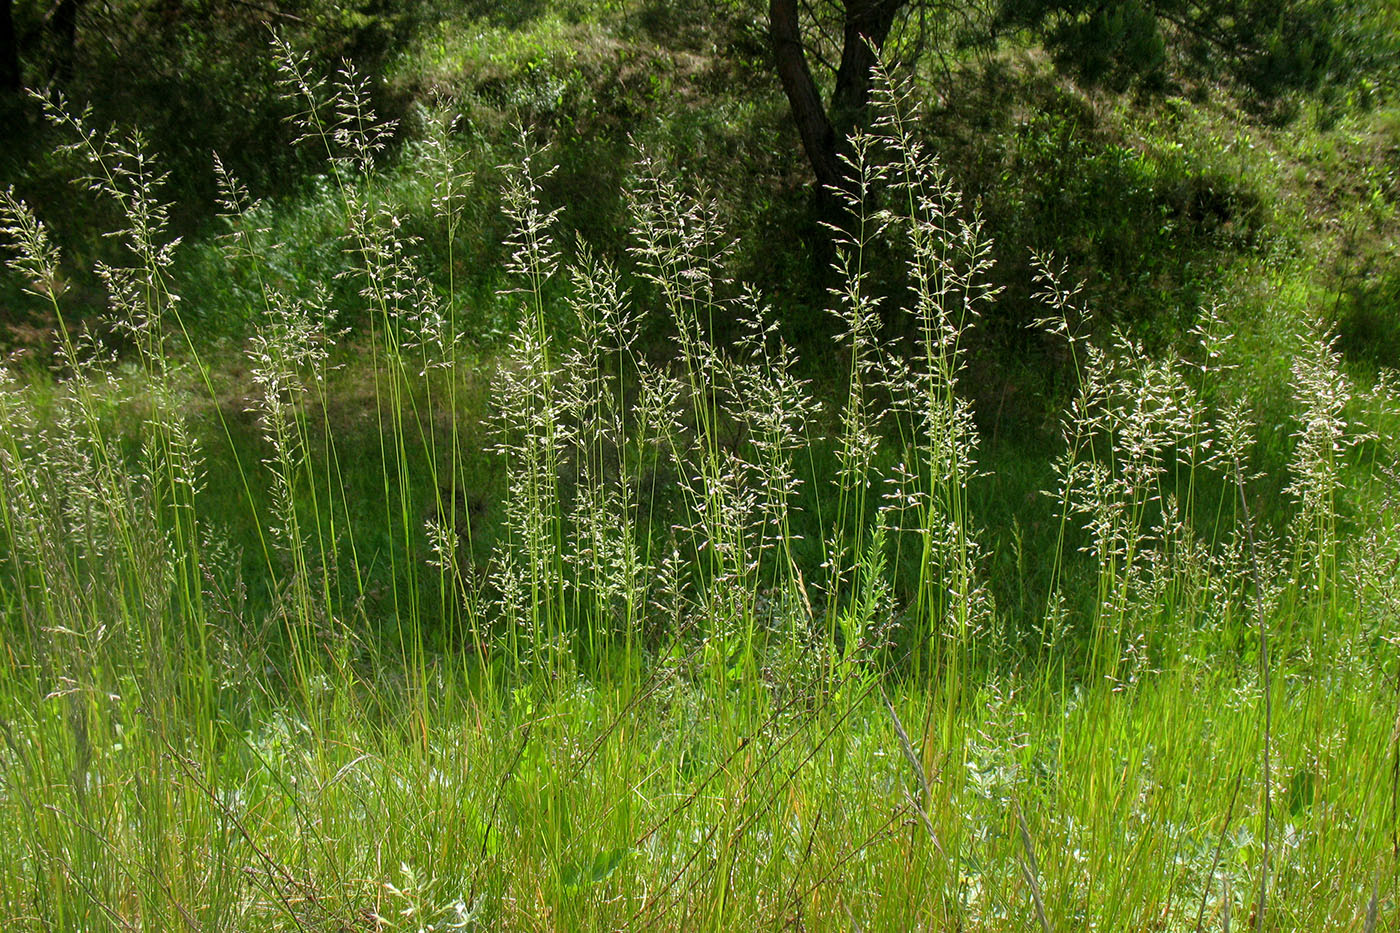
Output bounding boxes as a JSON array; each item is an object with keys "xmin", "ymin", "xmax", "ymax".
[
  {"xmin": 1, "ymin": 643, "xmax": 1392, "ymax": 929},
  {"xmin": 0, "ymin": 33, "xmax": 1398, "ymax": 933}
]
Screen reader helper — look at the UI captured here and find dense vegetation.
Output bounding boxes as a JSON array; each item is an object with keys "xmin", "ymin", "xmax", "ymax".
[{"xmin": 1, "ymin": 1, "xmax": 1398, "ymax": 929}]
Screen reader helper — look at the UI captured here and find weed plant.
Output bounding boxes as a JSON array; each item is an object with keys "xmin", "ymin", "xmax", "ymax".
[{"xmin": 0, "ymin": 50, "xmax": 1396, "ymax": 931}]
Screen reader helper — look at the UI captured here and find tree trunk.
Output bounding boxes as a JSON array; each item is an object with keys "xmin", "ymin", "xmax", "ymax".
[
  {"xmin": 769, "ymin": 0, "xmax": 844, "ymax": 195},
  {"xmin": 1, "ymin": 0, "xmax": 19, "ymax": 93},
  {"xmin": 769, "ymin": 0, "xmax": 904, "ymax": 214},
  {"xmin": 831, "ymin": 0, "xmax": 902, "ymax": 136}
]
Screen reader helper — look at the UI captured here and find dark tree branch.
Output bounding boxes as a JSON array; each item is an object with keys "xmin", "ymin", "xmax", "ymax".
[
  {"xmin": 771, "ymin": 0, "xmax": 906, "ymax": 211},
  {"xmin": 830, "ymin": 0, "xmax": 901, "ymax": 135},
  {"xmin": 799, "ymin": 0, "xmax": 842, "ymax": 70},
  {"xmin": 770, "ymin": 0, "xmax": 846, "ymax": 194}
]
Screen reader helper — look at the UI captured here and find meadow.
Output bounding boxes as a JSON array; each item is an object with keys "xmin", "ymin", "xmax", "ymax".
[{"xmin": 0, "ymin": 28, "xmax": 1398, "ymax": 932}]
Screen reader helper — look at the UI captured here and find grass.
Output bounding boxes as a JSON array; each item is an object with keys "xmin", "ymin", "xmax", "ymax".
[
  {"xmin": 1, "ymin": 644, "xmax": 1392, "ymax": 929},
  {"xmin": 0, "ymin": 42, "xmax": 1397, "ymax": 932}
]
